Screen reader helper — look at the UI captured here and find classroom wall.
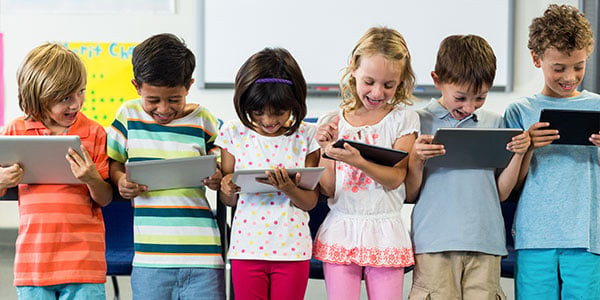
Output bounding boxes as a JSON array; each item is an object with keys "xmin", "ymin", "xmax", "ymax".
[{"xmin": 0, "ymin": 0, "xmax": 579, "ymax": 227}]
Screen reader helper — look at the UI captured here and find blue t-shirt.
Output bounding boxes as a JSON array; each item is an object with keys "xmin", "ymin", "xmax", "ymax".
[
  {"xmin": 504, "ymin": 91, "xmax": 600, "ymax": 254},
  {"xmin": 412, "ymin": 99, "xmax": 507, "ymax": 255}
]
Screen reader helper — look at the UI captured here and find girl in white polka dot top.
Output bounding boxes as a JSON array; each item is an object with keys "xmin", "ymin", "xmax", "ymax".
[{"xmin": 216, "ymin": 47, "xmax": 320, "ymax": 300}]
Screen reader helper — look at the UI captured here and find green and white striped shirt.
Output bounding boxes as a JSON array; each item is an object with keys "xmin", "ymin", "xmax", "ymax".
[{"xmin": 107, "ymin": 99, "xmax": 223, "ymax": 268}]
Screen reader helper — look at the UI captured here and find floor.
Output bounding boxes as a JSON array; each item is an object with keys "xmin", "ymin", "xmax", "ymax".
[{"xmin": 0, "ymin": 228, "xmax": 514, "ymax": 299}]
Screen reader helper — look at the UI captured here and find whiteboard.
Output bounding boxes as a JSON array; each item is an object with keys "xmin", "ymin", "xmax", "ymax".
[{"xmin": 202, "ymin": 0, "xmax": 514, "ymax": 94}]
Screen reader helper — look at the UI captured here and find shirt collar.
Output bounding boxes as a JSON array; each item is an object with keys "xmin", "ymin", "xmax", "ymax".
[
  {"xmin": 426, "ymin": 98, "xmax": 478, "ymax": 122},
  {"xmin": 23, "ymin": 112, "xmax": 90, "ymax": 137}
]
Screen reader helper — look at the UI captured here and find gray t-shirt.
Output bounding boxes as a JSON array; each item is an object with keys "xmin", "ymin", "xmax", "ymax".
[{"xmin": 411, "ymin": 99, "xmax": 507, "ymax": 255}]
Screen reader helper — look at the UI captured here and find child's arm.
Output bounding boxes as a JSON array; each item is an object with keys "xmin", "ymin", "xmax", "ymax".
[
  {"xmin": 67, "ymin": 145, "xmax": 112, "ymax": 206},
  {"xmin": 315, "ymin": 117, "xmax": 339, "ymax": 198},
  {"xmin": 219, "ymin": 148, "xmax": 240, "ymax": 207},
  {"xmin": 263, "ymin": 151, "xmax": 320, "ymax": 211},
  {"xmin": 495, "ymin": 131, "xmax": 531, "ymax": 201},
  {"xmin": 514, "ymin": 122, "xmax": 559, "ymax": 189},
  {"xmin": 0, "ymin": 164, "xmax": 24, "ymax": 196},
  {"xmin": 109, "ymin": 160, "xmax": 147, "ymax": 200},
  {"xmin": 404, "ymin": 134, "xmax": 445, "ymax": 203},
  {"xmin": 324, "ymin": 133, "xmax": 416, "ymax": 190}
]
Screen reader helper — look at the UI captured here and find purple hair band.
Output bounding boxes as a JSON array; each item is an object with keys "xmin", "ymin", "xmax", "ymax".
[{"xmin": 255, "ymin": 78, "xmax": 293, "ymax": 85}]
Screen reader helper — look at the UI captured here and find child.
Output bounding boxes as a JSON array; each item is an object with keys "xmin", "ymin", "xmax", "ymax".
[
  {"xmin": 216, "ymin": 47, "xmax": 320, "ymax": 300},
  {"xmin": 404, "ymin": 35, "xmax": 530, "ymax": 299},
  {"xmin": 0, "ymin": 43, "xmax": 112, "ymax": 299},
  {"xmin": 313, "ymin": 27, "xmax": 418, "ymax": 300},
  {"xmin": 504, "ymin": 4, "xmax": 600, "ymax": 298},
  {"xmin": 106, "ymin": 33, "xmax": 225, "ymax": 300}
]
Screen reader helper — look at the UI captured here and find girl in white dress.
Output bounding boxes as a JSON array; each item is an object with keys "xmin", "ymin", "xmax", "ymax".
[
  {"xmin": 217, "ymin": 48, "xmax": 320, "ymax": 300},
  {"xmin": 314, "ymin": 27, "xmax": 419, "ymax": 300}
]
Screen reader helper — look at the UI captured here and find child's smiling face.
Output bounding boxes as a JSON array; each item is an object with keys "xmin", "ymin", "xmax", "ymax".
[
  {"xmin": 534, "ymin": 47, "xmax": 588, "ymax": 98},
  {"xmin": 135, "ymin": 81, "xmax": 191, "ymax": 124}
]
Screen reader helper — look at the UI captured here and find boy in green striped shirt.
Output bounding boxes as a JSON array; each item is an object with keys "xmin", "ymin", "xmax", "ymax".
[{"xmin": 107, "ymin": 33, "xmax": 225, "ymax": 300}]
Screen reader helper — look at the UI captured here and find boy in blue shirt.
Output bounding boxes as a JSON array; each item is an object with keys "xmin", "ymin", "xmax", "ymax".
[
  {"xmin": 504, "ymin": 4, "xmax": 600, "ymax": 299},
  {"xmin": 106, "ymin": 33, "xmax": 225, "ymax": 300},
  {"xmin": 405, "ymin": 35, "xmax": 530, "ymax": 299}
]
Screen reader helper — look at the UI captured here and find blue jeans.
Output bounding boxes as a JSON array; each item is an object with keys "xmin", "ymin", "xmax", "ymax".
[
  {"xmin": 131, "ymin": 266, "xmax": 225, "ymax": 300},
  {"xmin": 515, "ymin": 248, "xmax": 600, "ymax": 300},
  {"xmin": 16, "ymin": 283, "xmax": 105, "ymax": 300}
]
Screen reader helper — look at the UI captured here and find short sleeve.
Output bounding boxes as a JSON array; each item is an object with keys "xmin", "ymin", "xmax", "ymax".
[
  {"xmin": 106, "ymin": 104, "xmax": 129, "ymax": 163},
  {"xmin": 215, "ymin": 120, "xmax": 239, "ymax": 158},
  {"xmin": 395, "ymin": 108, "xmax": 420, "ymax": 139},
  {"xmin": 504, "ymin": 102, "xmax": 525, "ymax": 130}
]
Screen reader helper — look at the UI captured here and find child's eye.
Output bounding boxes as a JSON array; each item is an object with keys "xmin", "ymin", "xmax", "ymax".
[
  {"xmin": 454, "ymin": 97, "xmax": 466, "ymax": 101},
  {"xmin": 553, "ymin": 68, "xmax": 564, "ymax": 73},
  {"xmin": 384, "ymin": 84, "xmax": 395, "ymax": 89},
  {"xmin": 169, "ymin": 99, "xmax": 180, "ymax": 103},
  {"xmin": 575, "ymin": 67, "xmax": 584, "ymax": 71},
  {"xmin": 252, "ymin": 111, "xmax": 264, "ymax": 116},
  {"xmin": 61, "ymin": 96, "xmax": 71, "ymax": 103},
  {"xmin": 78, "ymin": 88, "xmax": 86, "ymax": 95},
  {"xmin": 364, "ymin": 81, "xmax": 374, "ymax": 86}
]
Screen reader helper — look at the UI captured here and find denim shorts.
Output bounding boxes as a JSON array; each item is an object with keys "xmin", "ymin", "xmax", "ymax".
[
  {"xmin": 131, "ymin": 266, "xmax": 225, "ymax": 300},
  {"xmin": 16, "ymin": 283, "xmax": 105, "ymax": 300}
]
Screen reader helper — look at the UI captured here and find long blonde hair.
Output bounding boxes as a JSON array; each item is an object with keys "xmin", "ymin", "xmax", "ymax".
[{"xmin": 340, "ymin": 27, "xmax": 415, "ymax": 112}]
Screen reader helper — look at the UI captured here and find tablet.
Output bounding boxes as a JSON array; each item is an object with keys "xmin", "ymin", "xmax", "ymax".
[
  {"xmin": 0, "ymin": 135, "xmax": 83, "ymax": 184},
  {"xmin": 125, "ymin": 155, "xmax": 217, "ymax": 191},
  {"xmin": 426, "ymin": 128, "xmax": 523, "ymax": 169},
  {"xmin": 232, "ymin": 167, "xmax": 325, "ymax": 194},
  {"xmin": 539, "ymin": 109, "xmax": 600, "ymax": 145},
  {"xmin": 322, "ymin": 139, "xmax": 408, "ymax": 167}
]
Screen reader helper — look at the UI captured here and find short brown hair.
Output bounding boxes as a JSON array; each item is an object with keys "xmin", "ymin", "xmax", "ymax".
[
  {"xmin": 528, "ymin": 4, "xmax": 594, "ymax": 57},
  {"xmin": 434, "ymin": 35, "xmax": 496, "ymax": 93},
  {"xmin": 17, "ymin": 43, "xmax": 86, "ymax": 121},
  {"xmin": 340, "ymin": 27, "xmax": 415, "ymax": 112}
]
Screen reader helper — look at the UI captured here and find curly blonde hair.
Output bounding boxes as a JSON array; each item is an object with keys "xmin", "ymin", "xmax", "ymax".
[
  {"xmin": 340, "ymin": 27, "xmax": 414, "ymax": 112},
  {"xmin": 528, "ymin": 4, "xmax": 594, "ymax": 57}
]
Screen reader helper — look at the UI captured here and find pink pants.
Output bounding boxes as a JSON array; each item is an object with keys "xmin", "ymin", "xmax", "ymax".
[
  {"xmin": 323, "ymin": 262, "xmax": 405, "ymax": 300},
  {"xmin": 231, "ymin": 259, "xmax": 309, "ymax": 300}
]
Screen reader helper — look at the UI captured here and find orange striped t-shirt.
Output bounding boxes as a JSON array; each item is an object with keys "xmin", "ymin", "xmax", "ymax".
[{"xmin": 1, "ymin": 113, "xmax": 109, "ymax": 286}]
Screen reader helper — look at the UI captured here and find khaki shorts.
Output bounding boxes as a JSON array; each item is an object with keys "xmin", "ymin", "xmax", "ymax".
[{"xmin": 408, "ymin": 252, "xmax": 506, "ymax": 300}]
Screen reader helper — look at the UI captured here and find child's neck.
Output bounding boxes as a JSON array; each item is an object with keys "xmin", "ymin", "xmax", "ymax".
[{"xmin": 345, "ymin": 105, "xmax": 393, "ymax": 127}]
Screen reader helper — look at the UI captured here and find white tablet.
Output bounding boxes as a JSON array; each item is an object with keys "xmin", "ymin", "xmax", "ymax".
[
  {"xmin": 426, "ymin": 128, "xmax": 523, "ymax": 169},
  {"xmin": 232, "ymin": 167, "xmax": 324, "ymax": 194},
  {"xmin": 125, "ymin": 155, "xmax": 217, "ymax": 191},
  {"xmin": 0, "ymin": 135, "xmax": 83, "ymax": 184}
]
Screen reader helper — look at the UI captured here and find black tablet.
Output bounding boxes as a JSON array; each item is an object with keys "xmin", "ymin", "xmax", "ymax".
[
  {"xmin": 539, "ymin": 109, "xmax": 600, "ymax": 145},
  {"xmin": 426, "ymin": 128, "xmax": 523, "ymax": 169},
  {"xmin": 322, "ymin": 139, "xmax": 408, "ymax": 167}
]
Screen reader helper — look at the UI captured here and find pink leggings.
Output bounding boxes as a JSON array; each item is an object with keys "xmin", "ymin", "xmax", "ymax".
[
  {"xmin": 323, "ymin": 262, "xmax": 405, "ymax": 300},
  {"xmin": 231, "ymin": 259, "xmax": 309, "ymax": 300}
]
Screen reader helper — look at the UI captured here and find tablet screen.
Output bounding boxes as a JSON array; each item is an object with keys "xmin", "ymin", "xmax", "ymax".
[
  {"xmin": 427, "ymin": 128, "xmax": 522, "ymax": 169},
  {"xmin": 322, "ymin": 139, "xmax": 408, "ymax": 167},
  {"xmin": 539, "ymin": 109, "xmax": 600, "ymax": 145}
]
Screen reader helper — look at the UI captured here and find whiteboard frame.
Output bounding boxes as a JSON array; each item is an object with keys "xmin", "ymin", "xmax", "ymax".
[{"xmin": 197, "ymin": 0, "xmax": 514, "ymax": 96}]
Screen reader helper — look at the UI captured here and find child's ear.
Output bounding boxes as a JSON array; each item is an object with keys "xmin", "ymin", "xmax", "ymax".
[
  {"xmin": 431, "ymin": 71, "xmax": 441, "ymax": 90},
  {"xmin": 131, "ymin": 79, "xmax": 141, "ymax": 95},
  {"xmin": 531, "ymin": 50, "xmax": 542, "ymax": 68}
]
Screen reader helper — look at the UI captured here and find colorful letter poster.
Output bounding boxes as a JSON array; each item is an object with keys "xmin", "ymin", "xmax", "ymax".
[{"xmin": 65, "ymin": 42, "xmax": 139, "ymax": 127}]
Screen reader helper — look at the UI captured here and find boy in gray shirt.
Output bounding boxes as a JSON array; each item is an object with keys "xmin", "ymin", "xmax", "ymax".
[{"xmin": 405, "ymin": 35, "xmax": 530, "ymax": 299}]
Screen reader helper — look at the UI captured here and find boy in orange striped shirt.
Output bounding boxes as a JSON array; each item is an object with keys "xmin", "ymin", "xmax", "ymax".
[{"xmin": 0, "ymin": 43, "xmax": 112, "ymax": 300}]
